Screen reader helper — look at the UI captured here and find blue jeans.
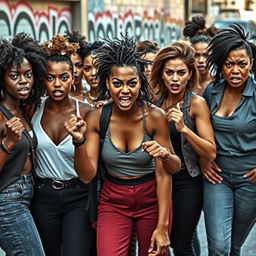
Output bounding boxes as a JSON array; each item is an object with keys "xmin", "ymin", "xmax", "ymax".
[
  {"xmin": 0, "ymin": 174, "xmax": 45, "ymax": 256},
  {"xmin": 204, "ymin": 171, "xmax": 256, "ymax": 256}
]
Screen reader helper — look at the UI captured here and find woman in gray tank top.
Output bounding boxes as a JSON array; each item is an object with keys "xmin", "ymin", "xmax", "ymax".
[{"xmin": 65, "ymin": 36, "xmax": 181, "ymax": 256}]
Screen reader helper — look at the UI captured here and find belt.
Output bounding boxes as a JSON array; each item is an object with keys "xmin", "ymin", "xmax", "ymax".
[{"xmin": 35, "ymin": 177, "xmax": 80, "ymax": 190}]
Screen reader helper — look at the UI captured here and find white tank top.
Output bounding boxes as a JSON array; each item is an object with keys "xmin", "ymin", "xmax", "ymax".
[{"xmin": 32, "ymin": 97, "xmax": 78, "ymax": 180}]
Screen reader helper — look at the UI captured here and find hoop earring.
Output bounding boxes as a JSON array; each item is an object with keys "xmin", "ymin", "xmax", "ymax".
[{"xmin": 0, "ymin": 89, "xmax": 5, "ymax": 99}]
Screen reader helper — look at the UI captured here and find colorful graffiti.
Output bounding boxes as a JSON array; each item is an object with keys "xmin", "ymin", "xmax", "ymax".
[
  {"xmin": 88, "ymin": 10, "xmax": 183, "ymax": 47},
  {"xmin": 0, "ymin": 0, "xmax": 72, "ymax": 41}
]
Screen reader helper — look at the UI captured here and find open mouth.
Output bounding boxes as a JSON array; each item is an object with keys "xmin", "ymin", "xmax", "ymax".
[
  {"xmin": 52, "ymin": 90, "xmax": 63, "ymax": 97},
  {"xmin": 197, "ymin": 65, "xmax": 206, "ymax": 72},
  {"xmin": 170, "ymin": 84, "xmax": 180, "ymax": 91},
  {"xmin": 119, "ymin": 96, "xmax": 131, "ymax": 107},
  {"xmin": 17, "ymin": 87, "xmax": 30, "ymax": 96},
  {"xmin": 230, "ymin": 77, "xmax": 242, "ymax": 83}
]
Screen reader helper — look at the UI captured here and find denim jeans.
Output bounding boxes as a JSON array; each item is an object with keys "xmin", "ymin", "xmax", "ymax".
[
  {"xmin": 0, "ymin": 174, "xmax": 45, "ymax": 256},
  {"xmin": 204, "ymin": 171, "xmax": 256, "ymax": 256}
]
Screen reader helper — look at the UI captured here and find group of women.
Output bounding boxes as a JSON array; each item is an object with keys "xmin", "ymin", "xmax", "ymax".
[{"xmin": 0, "ymin": 14, "xmax": 256, "ymax": 256}]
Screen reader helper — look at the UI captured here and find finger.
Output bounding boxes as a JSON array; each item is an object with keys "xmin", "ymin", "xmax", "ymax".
[
  {"xmin": 212, "ymin": 162, "xmax": 222, "ymax": 172},
  {"xmin": 207, "ymin": 170, "xmax": 222, "ymax": 183},
  {"xmin": 154, "ymin": 242, "xmax": 161, "ymax": 255},
  {"xmin": 176, "ymin": 102, "xmax": 181, "ymax": 110},
  {"xmin": 148, "ymin": 238, "xmax": 154, "ymax": 254},
  {"xmin": 203, "ymin": 172, "xmax": 216, "ymax": 184}
]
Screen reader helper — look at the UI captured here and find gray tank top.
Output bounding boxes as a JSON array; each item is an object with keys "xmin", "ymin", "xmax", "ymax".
[{"xmin": 101, "ymin": 105, "xmax": 156, "ymax": 177}]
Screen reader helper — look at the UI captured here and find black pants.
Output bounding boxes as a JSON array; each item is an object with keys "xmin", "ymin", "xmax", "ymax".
[
  {"xmin": 170, "ymin": 168, "xmax": 203, "ymax": 256},
  {"xmin": 31, "ymin": 179, "xmax": 96, "ymax": 256}
]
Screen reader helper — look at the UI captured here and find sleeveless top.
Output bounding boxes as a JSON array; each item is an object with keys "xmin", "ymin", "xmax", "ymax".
[
  {"xmin": 156, "ymin": 89, "xmax": 201, "ymax": 177},
  {"xmin": 31, "ymin": 97, "xmax": 79, "ymax": 180},
  {"xmin": 101, "ymin": 105, "xmax": 156, "ymax": 177},
  {"xmin": 0, "ymin": 105, "xmax": 36, "ymax": 191}
]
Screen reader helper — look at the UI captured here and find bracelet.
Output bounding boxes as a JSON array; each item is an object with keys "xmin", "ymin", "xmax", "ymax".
[
  {"xmin": 0, "ymin": 139, "xmax": 13, "ymax": 154},
  {"xmin": 161, "ymin": 147, "xmax": 172, "ymax": 161},
  {"xmin": 72, "ymin": 136, "xmax": 86, "ymax": 147}
]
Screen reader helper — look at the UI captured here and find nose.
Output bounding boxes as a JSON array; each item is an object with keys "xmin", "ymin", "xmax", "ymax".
[
  {"xmin": 91, "ymin": 67, "xmax": 97, "ymax": 76},
  {"xmin": 19, "ymin": 74, "xmax": 28, "ymax": 84},
  {"xmin": 121, "ymin": 84, "xmax": 129, "ymax": 93},
  {"xmin": 232, "ymin": 65, "xmax": 239, "ymax": 74},
  {"xmin": 198, "ymin": 55, "xmax": 205, "ymax": 64},
  {"xmin": 54, "ymin": 77, "xmax": 61, "ymax": 88},
  {"xmin": 172, "ymin": 72, "xmax": 178, "ymax": 82}
]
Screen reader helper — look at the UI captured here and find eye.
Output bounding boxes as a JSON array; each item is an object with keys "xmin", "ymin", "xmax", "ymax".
[
  {"xmin": 177, "ymin": 70, "xmax": 186, "ymax": 76},
  {"xmin": 61, "ymin": 75, "xmax": 69, "ymax": 81},
  {"xmin": 195, "ymin": 53, "xmax": 200, "ymax": 58},
  {"xmin": 76, "ymin": 63, "xmax": 83, "ymax": 69},
  {"xmin": 203, "ymin": 53, "xmax": 209, "ymax": 58},
  {"xmin": 46, "ymin": 75, "xmax": 54, "ymax": 81},
  {"xmin": 10, "ymin": 74, "xmax": 18, "ymax": 80},
  {"xmin": 165, "ymin": 70, "xmax": 173, "ymax": 76},
  {"xmin": 239, "ymin": 62, "xmax": 247, "ymax": 68},
  {"xmin": 84, "ymin": 66, "xmax": 91, "ymax": 72},
  {"xmin": 128, "ymin": 81, "xmax": 137, "ymax": 87},
  {"xmin": 26, "ymin": 72, "xmax": 33, "ymax": 78},
  {"xmin": 113, "ymin": 81, "xmax": 121, "ymax": 87},
  {"xmin": 224, "ymin": 62, "xmax": 232, "ymax": 68}
]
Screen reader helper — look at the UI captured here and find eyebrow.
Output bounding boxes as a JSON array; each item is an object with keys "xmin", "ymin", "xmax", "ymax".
[
  {"xmin": 9, "ymin": 68, "xmax": 32, "ymax": 73},
  {"xmin": 112, "ymin": 77, "xmax": 138, "ymax": 81}
]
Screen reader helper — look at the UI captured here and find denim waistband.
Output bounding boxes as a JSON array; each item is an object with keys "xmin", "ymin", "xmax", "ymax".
[
  {"xmin": 105, "ymin": 172, "xmax": 155, "ymax": 186},
  {"xmin": 18, "ymin": 174, "xmax": 33, "ymax": 183}
]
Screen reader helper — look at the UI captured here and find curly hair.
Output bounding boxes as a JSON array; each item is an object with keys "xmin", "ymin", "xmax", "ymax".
[
  {"xmin": 151, "ymin": 41, "xmax": 198, "ymax": 95},
  {"xmin": 94, "ymin": 36, "xmax": 152, "ymax": 103},
  {"xmin": 0, "ymin": 32, "xmax": 47, "ymax": 108},
  {"xmin": 183, "ymin": 15, "xmax": 218, "ymax": 40},
  {"xmin": 207, "ymin": 23, "xmax": 256, "ymax": 84},
  {"xmin": 44, "ymin": 34, "xmax": 80, "ymax": 74}
]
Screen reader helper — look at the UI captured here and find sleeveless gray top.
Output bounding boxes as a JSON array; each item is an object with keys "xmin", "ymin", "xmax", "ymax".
[{"xmin": 101, "ymin": 105, "xmax": 156, "ymax": 177}]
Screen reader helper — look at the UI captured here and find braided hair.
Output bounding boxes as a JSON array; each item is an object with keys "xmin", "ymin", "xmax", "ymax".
[
  {"xmin": 207, "ymin": 23, "xmax": 256, "ymax": 84},
  {"xmin": 94, "ymin": 36, "xmax": 152, "ymax": 103},
  {"xmin": 0, "ymin": 32, "xmax": 47, "ymax": 108}
]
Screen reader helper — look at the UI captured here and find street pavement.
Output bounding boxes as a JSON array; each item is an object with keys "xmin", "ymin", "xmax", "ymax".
[{"xmin": 0, "ymin": 213, "xmax": 255, "ymax": 255}]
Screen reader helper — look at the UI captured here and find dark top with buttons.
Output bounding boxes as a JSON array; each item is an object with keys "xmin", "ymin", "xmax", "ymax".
[{"xmin": 203, "ymin": 77, "xmax": 256, "ymax": 174}]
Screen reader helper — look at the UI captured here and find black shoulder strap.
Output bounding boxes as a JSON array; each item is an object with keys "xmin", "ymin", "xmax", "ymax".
[
  {"xmin": 99, "ymin": 101, "xmax": 113, "ymax": 143},
  {"xmin": 0, "ymin": 104, "xmax": 14, "ymax": 120},
  {"xmin": 155, "ymin": 91, "xmax": 168, "ymax": 107}
]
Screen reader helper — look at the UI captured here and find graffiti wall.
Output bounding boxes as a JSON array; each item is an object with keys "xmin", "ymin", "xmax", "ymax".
[
  {"xmin": 0, "ymin": 0, "xmax": 72, "ymax": 41},
  {"xmin": 88, "ymin": 10, "xmax": 183, "ymax": 47}
]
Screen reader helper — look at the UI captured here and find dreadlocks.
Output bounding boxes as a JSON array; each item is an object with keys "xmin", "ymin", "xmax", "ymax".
[
  {"xmin": 0, "ymin": 32, "xmax": 47, "ymax": 108},
  {"xmin": 95, "ymin": 36, "xmax": 152, "ymax": 102},
  {"xmin": 207, "ymin": 23, "xmax": 256, "ymax": 84}
]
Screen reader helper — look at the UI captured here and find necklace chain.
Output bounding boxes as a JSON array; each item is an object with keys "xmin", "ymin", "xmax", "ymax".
[{"xmin": 87, "ymin": 91, "xmax": 97, "ymax": 101}]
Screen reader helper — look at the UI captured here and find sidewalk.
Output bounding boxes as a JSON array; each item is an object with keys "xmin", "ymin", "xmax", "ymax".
[{"xmin": 1, "ymin": 213, "xmax": 256, "ymax": 255}]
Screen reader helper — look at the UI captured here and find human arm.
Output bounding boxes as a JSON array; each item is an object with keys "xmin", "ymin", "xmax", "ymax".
[
  {"xmin": 65, "ymin": 108, "xmax": 100, "ymax": 183},
  {"xmin": 142, "ymin": 106, "xmax": 181, "ymax": 174},
  {"xmin": 243, "ymin": 168, "xmax": 256, "ymax": 183},
  {"xmin": 167, "ymin": 96, "xmax": 216, "ymax": 161},
  {"xmin": 0, "ymin": 115, "xmax": 25, "ymax": 170},
  {"xmin": 148, "ymin": 161, "xmax": 172, "ymax": 255}
]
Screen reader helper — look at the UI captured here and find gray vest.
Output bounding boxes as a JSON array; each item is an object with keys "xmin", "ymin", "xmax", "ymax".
[{"xmin": 181, "ymin": 90, "xmax": 201, "ymax": 177}]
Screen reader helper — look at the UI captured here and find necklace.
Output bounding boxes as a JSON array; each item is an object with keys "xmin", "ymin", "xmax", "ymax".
[{"xmin": 86, "ymin": 91, "xmax": 97, "ymax": 101}]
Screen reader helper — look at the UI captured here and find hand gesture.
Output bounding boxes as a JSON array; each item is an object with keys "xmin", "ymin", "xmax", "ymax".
[
  {"xmin": 243, "ymin": 168, "xmax": 256, "ymax": 183},
  {"xmin": 200, "ymin": 159, "xmax": 222, "ymax": 184},
  {"xmin": 142, "ymin": 141, "xmax": 171, "ymax": 161},
  {"xmin": 65, "ymin": 114, "xmax": 87, "ymax": 142},
  {"xmin": 148, "ymin": 228, "xmax": 170, "ymax": 255},
  {"xmin": 166, "ymin": 103, "xmax": 186, "ymax": 132},
  {"xmin": 5, "ymin": 117, "xmax": 25, "ymax": 144}
]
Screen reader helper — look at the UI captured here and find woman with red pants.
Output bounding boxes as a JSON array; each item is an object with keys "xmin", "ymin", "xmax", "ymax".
[{"xmin": 65, "ymin": 36, "xmax": 181, "ymax": 256}]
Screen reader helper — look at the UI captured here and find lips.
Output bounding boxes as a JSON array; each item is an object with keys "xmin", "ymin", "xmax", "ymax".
[
  {"xmin": 119, "ymin": 96, "xmax": 131, "ymax": 107},
  {"xmin": 17, "ymin": 86, "xmax": 30, "ymax": 96},
  {"xmin": 52, "ymin": 90, "xmax": 63, "ymax": 97},
  {"xmin": 170, "ymin": 84, "xmax": 180, "ymax": 91},
  {"xmin": 197, "ymin": 65, "xmax": 206, "ymax": 71},
  {"xmin": 230, "ymin": 77, "xmax": 242, "ymax": 83},
  {"xmin": 90, "ymin": 78, "xmax": 99, "ymax": 86}
]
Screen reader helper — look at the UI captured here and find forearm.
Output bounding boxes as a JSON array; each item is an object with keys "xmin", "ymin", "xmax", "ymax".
[
  {"xmin": 74, "ymin": 145, "xmax": 96, "ymax": 183},
  {"xmin": 181, "ymin": 127, "xmax": 216, "ymax": 161},
  {"xmin": 156, "ymin": 173, "xmax": 172, "ymax": 231},
  {"xmin": 162, "ymin": 154, "xmax": 181, "ymax": 174}
]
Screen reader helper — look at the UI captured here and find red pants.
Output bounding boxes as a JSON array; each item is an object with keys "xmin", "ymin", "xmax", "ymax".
[{"xmin": 97, "ymin": 173, "xmax": 171, "ymax": 256}]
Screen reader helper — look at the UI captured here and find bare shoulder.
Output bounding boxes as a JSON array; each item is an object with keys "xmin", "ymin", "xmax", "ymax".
[
  {"xmin": 190, "ymin": 94, "xmax": 209, "ymax": 115},
  {"xmin": 145, "ymin": 103, "xmax": 167, "ymax": 122},
  {"xmin": 85, "ymin": 106, "xmax": 102, "ymax": 132}
]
